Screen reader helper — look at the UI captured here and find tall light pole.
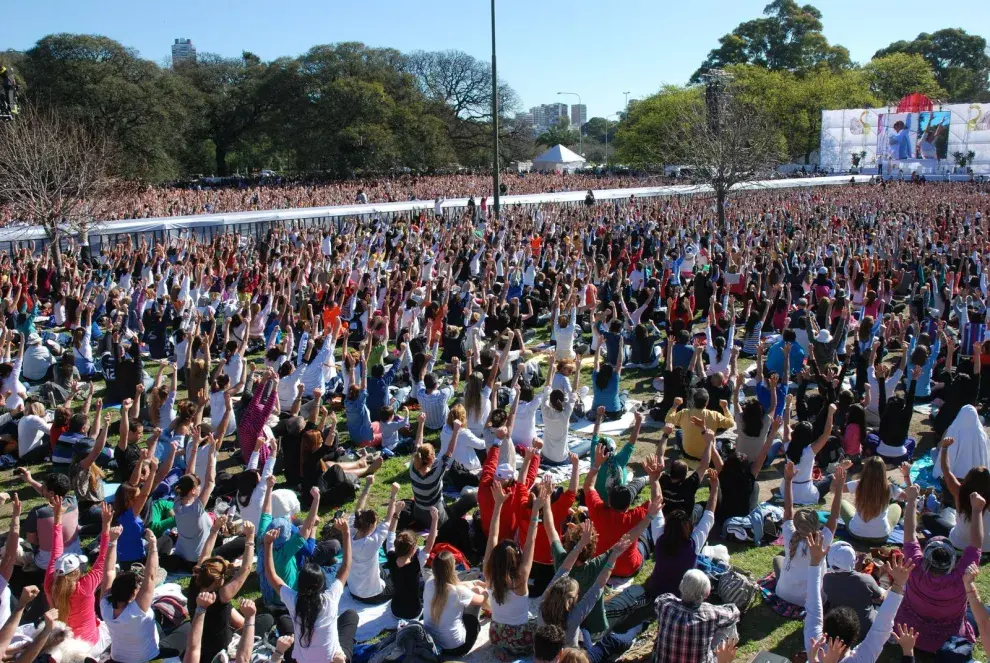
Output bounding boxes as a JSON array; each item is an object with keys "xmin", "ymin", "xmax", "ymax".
[
  {"xmin": 491, "ymin": 0, "xmax": 500, "ymax": 219},
  {"xmin": 604, "ymin": 113, "xmax": 619, "ymax": 166},
  {"xmin": 556, "ymin": 91, "xmax": 582, "ymax": 155},
  {"xmin": 623, "ymin": 91, "xmax": 631, "ymax": 109}
]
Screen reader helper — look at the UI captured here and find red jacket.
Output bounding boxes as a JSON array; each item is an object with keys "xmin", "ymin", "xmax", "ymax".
[
  {"xmin": 479, "ymin": 445, "xmax": 540, "ymax": 540},
  {"xmin": 517, "ymin": 489, "xmax": 576, "ymax": 565},
  {"xmin": 586, "ymin": 488, "xmax": 650, "ymax": 578}
]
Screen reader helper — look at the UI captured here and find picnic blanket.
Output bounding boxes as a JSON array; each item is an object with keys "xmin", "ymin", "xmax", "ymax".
[
  {"xmin": 758, "ymin": 572, "xmax": 806, "ymax": 620},
  {"xmin": 567, "ymin": 397, "xmax": 642, "ymax": 436},
  {"xmin": 339, "ymin": 588, "xmax": 401, "ymax": 642}
]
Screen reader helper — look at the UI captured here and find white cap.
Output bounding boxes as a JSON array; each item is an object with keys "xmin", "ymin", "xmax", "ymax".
[
  {"xmin": 827, "ymin": 542, "xmax": 856, "ymax": 572},
  {"xmin": 495, "ymin": 464, "xmax": 515, "ymax": 481},
  {"xmin": 54, "ymin": 553, "xmax": 87, "ymax": 576}
]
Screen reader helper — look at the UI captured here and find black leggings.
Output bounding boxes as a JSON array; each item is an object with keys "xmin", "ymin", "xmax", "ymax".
[{"xmin": 441, "ymin": 613, "xmax": 480, "ymax": 657}]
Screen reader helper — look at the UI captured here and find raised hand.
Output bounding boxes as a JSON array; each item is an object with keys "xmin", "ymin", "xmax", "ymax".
[
  {"xmin": 806, "ymin": 531, "xmax": 829, "ymax": 566},
  {"xmin": 884, "ymin": 555, "xmax": 915, "ymax": 589},
  {"xmin": 714, "ymin": 639, "xmax": 738, "ymax": 663},
  {"xmin": 893, "ymin": 624, "xmax": 918, "ymax": 656},
  {"xmin": 19, "ymin": 585, "xmax": 39, "ymax": 604},
  {"xmin": 196, "ymin": 592, "xmax": 216, "ymax": 609}
]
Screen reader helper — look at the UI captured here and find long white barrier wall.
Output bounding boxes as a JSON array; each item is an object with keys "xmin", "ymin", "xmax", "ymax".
[{"xmin": 0, "ymin": 175, "xmax": 873, "ymax": 251}]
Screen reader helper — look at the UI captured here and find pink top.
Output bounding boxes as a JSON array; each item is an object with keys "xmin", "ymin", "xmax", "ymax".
[
  {"xmin": 842, "ymin": 422, "xmax": 863, "ymax": 456},
  {"xmin": 44, "ymin": 524, "xmax": 108, "ymax": 645}
]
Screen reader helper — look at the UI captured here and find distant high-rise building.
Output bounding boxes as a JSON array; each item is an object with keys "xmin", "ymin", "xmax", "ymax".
[
  {"xmin": 529, "ymin": 103, "xmax": 569, "ymax": 133},
  {"xmin": 171, "ymin": 38, "xmax": 197, "ymax": 66},
  {"xmin": 570, "ymin": 104, "xmax": 587, "ymax": 128}
]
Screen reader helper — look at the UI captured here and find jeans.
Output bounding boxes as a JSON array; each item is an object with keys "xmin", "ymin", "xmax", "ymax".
[{"xmin": 584, "ymin": 633, "xmax": 630, "ymax": 663}]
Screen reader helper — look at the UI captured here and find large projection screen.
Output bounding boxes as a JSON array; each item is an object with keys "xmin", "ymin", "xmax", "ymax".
[{"xmin": 820, "ymin": 103, "xmax": 990, "ymax": 172}]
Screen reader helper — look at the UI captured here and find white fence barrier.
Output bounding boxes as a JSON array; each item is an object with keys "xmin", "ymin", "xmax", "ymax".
[{"xmin": 0, "ymin": 175, "xmax": 872, "ymax": 252}]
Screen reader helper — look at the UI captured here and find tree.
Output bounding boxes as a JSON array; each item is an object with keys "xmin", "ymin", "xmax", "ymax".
[
  {"xmin": 875, "ymin": 29, "xmax": 990, "ymax": 101},
  {"xmin": 536, "ymin": 117, "xmax": 579, "ymax": 148},
  {"xmin": 582, "ymin": 117, "xmax": 617, "ymax": 144},
  {"xmin": 693, "ymin": 0, "xmax": 850, "ymax": 81},
  {"xmin": 614, "ymin": 85, "xmax": 701, "ymax": 167},
  {"xmin": 729, "ymin": 64, "xmax": 877, "ymax": 163},
  {"xmin": 0, "ymin": 105, "xmax": 117, "ymax": 272},
  {"xmin": 631, "ymin": 77, "xmax": 785, "ymax": 223},
  {"xmin": 178, "ymin": 53, "xmax": 289, "ymax": 176},
  {"xmin": 407, "ymin": 49, "xmax": 520, "ymax": 163},
  {"xmin": 863, "ymin": 53, "xmax": 946, "ymax": 104},
  {"xmin": 21, "ymin": 34, "xmax": 193, "ymax": 182}
]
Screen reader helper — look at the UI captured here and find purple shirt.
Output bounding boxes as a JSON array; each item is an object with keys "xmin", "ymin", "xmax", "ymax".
[{"xmin": 894, "ymin": 540, "xmax": 979, "ymax": 653}]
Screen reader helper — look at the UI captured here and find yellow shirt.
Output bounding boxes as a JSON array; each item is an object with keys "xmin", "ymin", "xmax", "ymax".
[{"xmin": 665, "ymin": 406, "xmax": 734, "ymax": 458}]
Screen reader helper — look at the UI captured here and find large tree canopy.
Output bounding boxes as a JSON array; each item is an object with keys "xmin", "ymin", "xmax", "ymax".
[
  {"xmin": 863, "ymin": 53, "xmax": 946, "ymax": 105},
  {"xmin": 875, "ymin": 29, "xmax": 990, "ymax": 101},
  {"xmin": 692, "ymin": 0, "xmax": 851, "ymax": 81}
]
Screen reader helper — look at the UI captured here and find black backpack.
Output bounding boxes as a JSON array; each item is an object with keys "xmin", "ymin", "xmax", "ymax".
[{"xmin": 370, "ymin": 622, "xmax": 441, "ymax": 663}]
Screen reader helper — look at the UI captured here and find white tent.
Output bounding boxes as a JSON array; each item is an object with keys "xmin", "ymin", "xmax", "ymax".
[{"xmin": 531, "ymin": 144, "xmax": 586, "ymax": 173}]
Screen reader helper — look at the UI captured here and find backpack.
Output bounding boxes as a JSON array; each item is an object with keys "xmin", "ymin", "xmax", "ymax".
[
  {"xmin": 717, "ymin": 568, "xmax": 759, "ymax": 613},
  {"xmin": 152, "ymin": 595, "xmax": 189, "ymax": 634},
  {"xmin": 370, "ymin": 621, "xmax": 441, "ymax": 663}
]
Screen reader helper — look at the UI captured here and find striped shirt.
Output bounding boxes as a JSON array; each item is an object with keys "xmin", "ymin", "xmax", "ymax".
[
  {"xmin": 410, "ymin": 455, "xmax": 452, "ymax": 524},
  {"xmin": 416, "ymin": 381, "xmax": 455, "ymax": 430},
  {"xmin": 741, "ymin": 321, "xmax": 763, "ymax": 356},
  {"xmin": 238, "ymin": 382, "xmax": 278, "ymax": 463}
]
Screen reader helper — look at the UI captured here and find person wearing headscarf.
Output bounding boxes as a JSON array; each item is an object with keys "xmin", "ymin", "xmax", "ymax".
[
  {"xmin": 895, "ymin": 484, "xmax": 985, "ymax": 653},
  {"xmin": 934, "ymin": 402, "xmax": 990, "ymax": 483}
]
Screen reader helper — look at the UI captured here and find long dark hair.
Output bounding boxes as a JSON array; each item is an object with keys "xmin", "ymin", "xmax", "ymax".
[
  {"xmin": 658, "ymin": 509, "xmax": 691, "ymax": 557},
  {"xmin": 740, "ymin": 398, "xmax": 766, "ymax": 438},
  {"xmin": 786, "ymin": 421, "xmax": 814, "ymax": 464},
  {"xmin": 295, "ymin": 562, "xmax": 326, "ymax": 648},
  {"xmin": 595, "ymin": 364, "xmax": 614, "ymax": 391}
]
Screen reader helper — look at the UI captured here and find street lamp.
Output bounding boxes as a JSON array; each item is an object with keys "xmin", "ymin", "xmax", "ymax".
[
  {"xmin": 556, "ymin": 91, "xmax": 582, "ymax": 155},
  {"xmin": 491, "ymin": 0, "xmax": 500, "ymax": 219},
  {"xmin": 604, "ymin": 113, "xmax": 619, "ymax": 166},
  {"xmin": 623, "ymin": 91, "xmax": 631, "ymax": 109}
]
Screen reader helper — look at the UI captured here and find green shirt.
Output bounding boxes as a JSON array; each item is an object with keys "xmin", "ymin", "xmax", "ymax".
[
  {"xmin": 148, "ymin": 500, "xmax": 175, "ymax": 536},
  {"xmin": 593, "ymin": 437, "xmax": 634, "ymax": 496},
  {"xmin": 258, "ymin": 512, "xmax": 308, "ymax": 605},
  {"xmin": 551, "ymin": 539, "xmax": 610, "ymax": 636}
]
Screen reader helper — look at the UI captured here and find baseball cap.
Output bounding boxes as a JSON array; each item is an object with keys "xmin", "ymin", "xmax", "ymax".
[
  {"xmin": 827, "ymin": 542, "xmax": 856, "ymax": 572},
  {"xmin": 495, "ymin": 464, "xmax": 515, "ymax": 481},
  {"xmin": 55, "ymin": 553, "xmax": 87, "ymax": 576}
]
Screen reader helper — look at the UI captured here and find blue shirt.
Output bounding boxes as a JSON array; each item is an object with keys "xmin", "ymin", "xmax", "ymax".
[
  {"xmin": 117, "ymin": 508, "xmax": 146, "ymax": 562},
  {"xmin": 591, "ymin": 370, "xmax": 622, "ymax": 413},
  {"xmin": 671, "ymin": 343, "xmax": 694, "ymax": 371},
  {"xmin": 367, "ymin": 363, "xmax": 399, "ymax": 421},
  {"xmin": 765, "ymin": 340, "xmax": 806, "ymax": 377},
  {"xmin": 344, "ymin": 391, "xmax": 374, "ymax": 444}
]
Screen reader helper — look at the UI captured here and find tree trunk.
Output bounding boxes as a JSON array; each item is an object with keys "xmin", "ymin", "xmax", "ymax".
[
  {"xmin": 716, "ymin": 187, "xmax": 726, "ymax": 226},
  {"xmin": 215, "ymin": 143, "xmax": 229, "ymax": 177},
  {"xmin": 49, "ymin": 226, "xmax": 64, "ymax": 294}
]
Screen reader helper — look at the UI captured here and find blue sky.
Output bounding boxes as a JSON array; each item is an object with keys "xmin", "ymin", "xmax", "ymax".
[{"xmin": 6, "ymin": 0, "xmax": 990, "ymax": 119}]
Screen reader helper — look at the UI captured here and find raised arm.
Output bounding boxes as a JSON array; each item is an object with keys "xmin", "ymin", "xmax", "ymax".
[{"xmin": 940, "ymin": 437, "xmax": 962, "ymax": 503}]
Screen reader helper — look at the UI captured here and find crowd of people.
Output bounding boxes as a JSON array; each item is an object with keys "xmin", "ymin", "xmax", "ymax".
[
  {"xmin": 0, "ymin": 171, "xmax": 677, "ymax": 226},
  {"xmin": 0, "ymin": 178, "xmax": 985, "ymax": 663}
]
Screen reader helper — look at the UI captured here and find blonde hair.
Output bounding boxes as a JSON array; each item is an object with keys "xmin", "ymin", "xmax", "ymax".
[
  {"xmin": 541, "ymin": 576, "xmax": 579, "ymax": 628},
  {"xmin": 447, "ymin": 404, "xmax": 467, "ymax": 427},
  {"xmin": 559, "ymin": 649, "xmax": 590, "ymax": 663},
  {"xmin": 430, "ymin": 551, "xmax": 458, "ymax": 624},
  {"xmin": 855, "ymin": 457, "xmax": 890, "ymax": 523},
  {"xmin": 51, "ymin": 569, "xmax": 81, "ymax": 622},
  {"xmin": 788, "ymin": 508, "xmax": 820, "ymax": 562}
]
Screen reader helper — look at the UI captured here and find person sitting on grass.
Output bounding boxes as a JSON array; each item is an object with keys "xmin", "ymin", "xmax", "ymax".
[
  {"xmin": 838, "ymin": 456, "xmax": 908, "ymax": 545},
  {"xmin": 423, "ymin": 549, "xmax": 488, "ymax": 657},
  {"xmin": 804, "ymin": 527, "xmax": 913, "ymax": 662},
  {"xmin": 582, "ymin": 442, "xmax": 662, "ymax": 579},
  {"xmin": 664, "ymin": 388, "xmax": 734, "ymax": 460},
  {"xmin": 347, "ymin": 480, "xmax": 400, "ymax": 605},
  {"xmin": 927, "ymin": 436, "xmax": 990, "ymax": 549},
  {"xmin": 539, "ymin": 520, "xmax": 635, "ymax": 661},
  {"xmin": 651, "ymin": 569, "xmax": 741, "ymax": 663},
  {"xmin": 894, "ymin": 484, "xmax": 985, "ymax": 654},
  {"xmin": 774, "ymin": 460, "xmax": 844, "ymax": 608},
  {"xmin": 385, "ymin": 505, "xmax": 439, "ymax": 621}
]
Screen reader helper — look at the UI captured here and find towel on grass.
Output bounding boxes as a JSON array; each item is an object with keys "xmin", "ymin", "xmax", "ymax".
[
  {"xmin": 832, "ymin": 522, "xmax": 905, "ymax": 546},
  {"xmin": 339, "ymin": 588, "xmax": 401, "ymax": 642},
  {"xmin": 910, "ymin": 455, "xmax": 939, "ymax": 491},
  {"xmin": 758, "ymin": 572, "xmax": 806, "ymax": 620}
]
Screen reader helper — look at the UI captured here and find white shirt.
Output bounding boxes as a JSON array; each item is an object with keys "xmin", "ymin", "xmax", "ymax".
[
  {"xmin": 281, "ymin": 580, "xmax": 345, "ymax": 663},
  {"xmin": 949, "ymin": 509, "xmax": 990, "ymax": 551},
  {"xmin": 100, "ymin": 598, "xmax": 160, "ymax": 663},
  {"xmin": 223, "ymin": 354, "xmax": 244, "ymax": 394},
  {"xmin": 541, "ymin": 392, "xmax": 576, "ymax": 464},
  {"xmin": 776, "ymin": 521, "xmax": 833, "ymax": 606},
  {"xmin": 511, "ymin": 394, "xmax": 545, "ymax": 448},
  {"xmin": 423, "ymin": 580, "xmax": 475, "ymax": 651},
  {"xmin": 348, "ymin": 522, "xmax": 389, "ymax": 599},
  {"xmin": 845, "ymin": 481, "xmax": 901, "ymax": 539},
  {"xmin": 277, "ymin": 365, "xmax": 305, "ymax": 412},
  {"xmin": 790, "ymin": 446, "xmax": 821, "ymax": 505},
  {"xmin": 17, "ymin": 415, "xmax": 49, "ymax": 458},
  {"xmin": 440, "ymin": 424, "xmax": 486, "ymax": 472},
  {"xmin": 209, "ymin": 390, "xmax": 236, "ymax": 436}
]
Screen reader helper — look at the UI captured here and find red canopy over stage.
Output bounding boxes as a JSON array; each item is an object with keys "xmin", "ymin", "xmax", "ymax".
[{"xmin": 896, "ymin": 93, "xmax": 934, "ymax": 113}]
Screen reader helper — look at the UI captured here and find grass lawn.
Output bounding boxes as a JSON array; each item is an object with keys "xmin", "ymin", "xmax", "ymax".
[{"xmin": 3, "ymin": 335, "xmax": 984, "ymax": 663}]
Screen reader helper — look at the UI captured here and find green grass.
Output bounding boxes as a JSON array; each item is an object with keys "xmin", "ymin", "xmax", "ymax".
[{"xmin": 6, "ymin": 334, "xmax": 987, "ymax": 662}]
